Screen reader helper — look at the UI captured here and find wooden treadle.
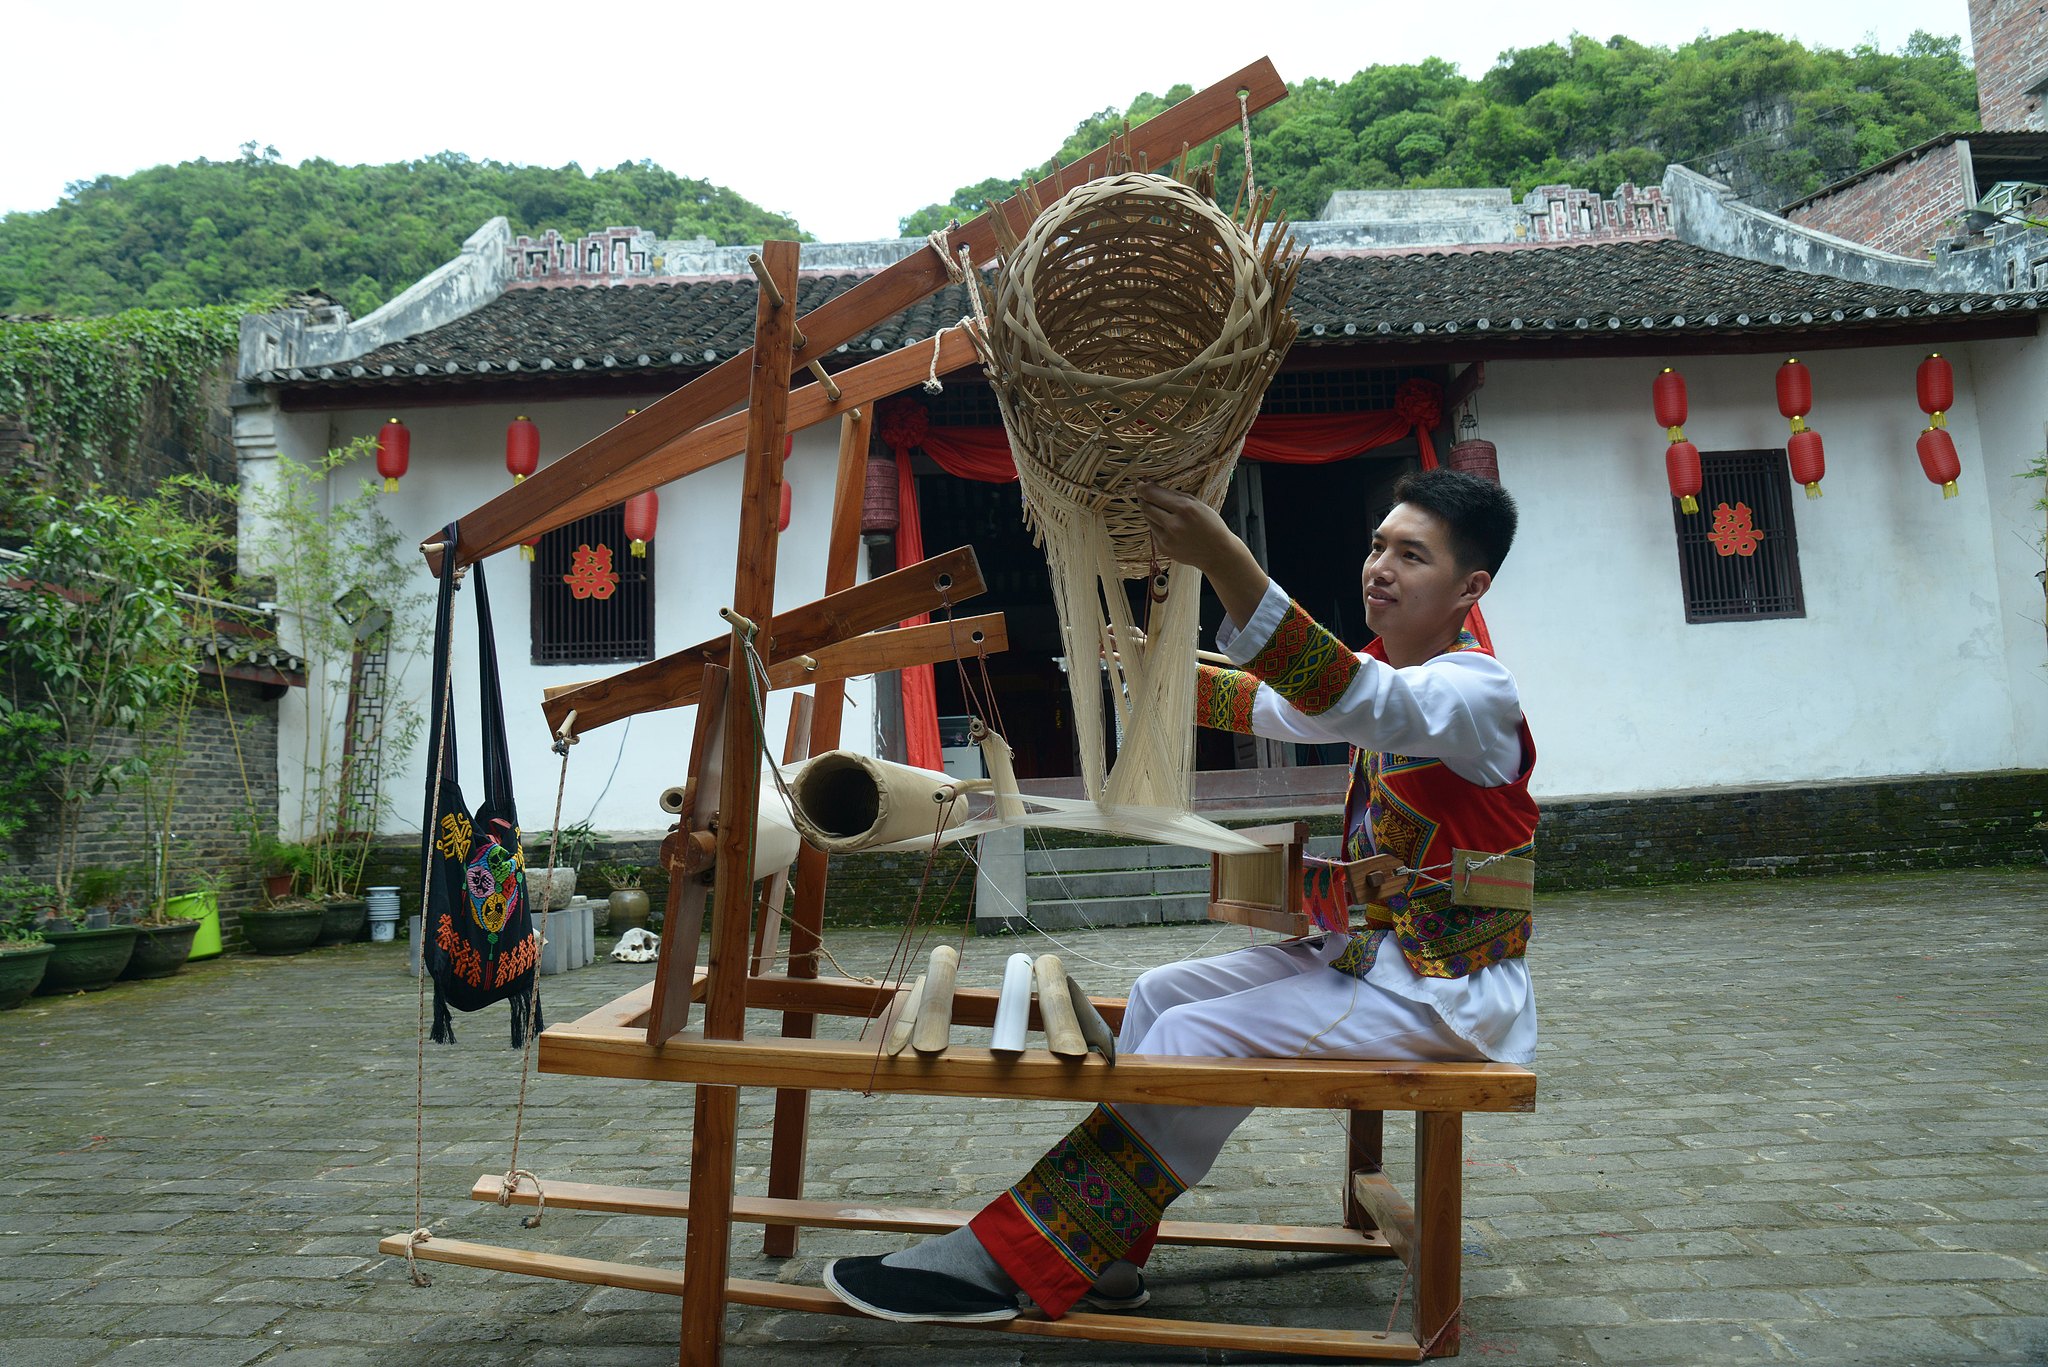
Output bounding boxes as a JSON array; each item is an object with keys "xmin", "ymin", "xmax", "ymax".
[
  {"xmin": 379, "ymin": 1234, "xmax": 1425, "ymax": 1361},
  {"xmin": 469, "ymin": 1174, "xmax": 1398, "ymax": 1256}
]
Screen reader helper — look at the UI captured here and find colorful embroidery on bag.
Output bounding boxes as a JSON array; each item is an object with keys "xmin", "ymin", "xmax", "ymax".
[{"xmin": 1245, "ymin": 599, "xmax": 1359, "ymax": 715}]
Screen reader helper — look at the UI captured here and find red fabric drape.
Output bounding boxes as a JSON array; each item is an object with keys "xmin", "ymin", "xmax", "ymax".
[
  {"xmin": 878, "ymin": 400, "xmax": 944, "ymax": 771},
  {"xmin": 890, "ymin": 377, "xmax": 1488, "ymax": 716}
]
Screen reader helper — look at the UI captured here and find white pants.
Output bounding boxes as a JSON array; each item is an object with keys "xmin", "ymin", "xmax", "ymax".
[{"xmin": 1111, "ymin": 935, "xmax": 1475, "ymax": 1188}]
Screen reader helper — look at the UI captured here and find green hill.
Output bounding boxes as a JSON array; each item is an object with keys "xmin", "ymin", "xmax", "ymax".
[
  {"xmin": 0, "ymin": 148, "xmax": 810, "ymax": 319},
  {"xmin": 899, "ymin": 29, "xmax": 1978, "ymax": 233}
]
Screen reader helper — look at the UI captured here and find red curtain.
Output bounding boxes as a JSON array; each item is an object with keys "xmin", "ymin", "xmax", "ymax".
[{"xmin": 877, "ymin": 379, "xmax": 1484, "ymax": 754}]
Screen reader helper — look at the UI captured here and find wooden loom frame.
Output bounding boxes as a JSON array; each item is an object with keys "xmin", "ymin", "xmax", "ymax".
[{"xmin": 380, "ymin": 61, "xmax": 1536, "ymax": 1363}]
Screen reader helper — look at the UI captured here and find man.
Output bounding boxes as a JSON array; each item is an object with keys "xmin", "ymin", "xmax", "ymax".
[{"xmin": 824, "ymin": 467, "xmax": 1536, "ymax": 1323}]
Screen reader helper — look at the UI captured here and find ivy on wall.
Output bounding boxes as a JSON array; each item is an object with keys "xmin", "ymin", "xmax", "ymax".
[{"xmin": 0, "ymin": 301, "xmax": 265, "ymax": 509}]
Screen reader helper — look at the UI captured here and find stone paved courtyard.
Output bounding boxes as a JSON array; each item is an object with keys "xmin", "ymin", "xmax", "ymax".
[{"xmin": 2, "ymin": 867, "xmax": 2044, "ymax": 1366}]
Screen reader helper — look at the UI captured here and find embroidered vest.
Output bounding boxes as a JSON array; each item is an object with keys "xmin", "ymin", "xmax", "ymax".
[{"xmin": 1329, "ymin": 632, "xmax": 1539, "ymax": 982}]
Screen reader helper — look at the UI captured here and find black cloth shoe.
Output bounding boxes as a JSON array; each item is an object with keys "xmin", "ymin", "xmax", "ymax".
[
  {"xmin": 823, "ymin": 1255, "xmax": 1022, "ymax": 1323},
  {"xmin": 1073, "ymin": 1269, "xmax": 1150, "ymax": 1312}
]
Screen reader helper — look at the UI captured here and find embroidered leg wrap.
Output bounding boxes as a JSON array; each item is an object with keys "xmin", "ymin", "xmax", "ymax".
[{"xmin": 969, "ymin": 1104, "xmax": 1187, "ymax": 1319}]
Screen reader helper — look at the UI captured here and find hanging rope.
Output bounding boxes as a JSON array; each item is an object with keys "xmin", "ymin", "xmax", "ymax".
[{"xmin": 404, "ymin": 654, "xmax": 458, "ymax": 1287}]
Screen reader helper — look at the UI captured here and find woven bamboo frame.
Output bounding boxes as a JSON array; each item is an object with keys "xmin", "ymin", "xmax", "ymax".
[{"xmin": 973, "ymin": 169, "xmax": 1303, "ymax": 574}]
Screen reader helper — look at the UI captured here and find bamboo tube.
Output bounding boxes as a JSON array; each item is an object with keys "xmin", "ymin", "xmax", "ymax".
[
  {"xmin": 989, "ymin": 953, "xmax": 1035, "ymax": 1054},
  {"xmin": 1064, "ymin": 973, "xmax": 1118, "ymax": 1064},
  {"xmin": 911, "ymin": 946, "xmax": 960, "ymax": 1056},
  {"xmin": 1033, "ymin": 955, "xmax": 1087, "ymax": 1059},
  {"xmin": 882, "ymin": 975, "xmax": 926, "ymax": 1056},
  {"xmin": 862, "ymin": 983, "xmax": 913, "ymax": 1045}
]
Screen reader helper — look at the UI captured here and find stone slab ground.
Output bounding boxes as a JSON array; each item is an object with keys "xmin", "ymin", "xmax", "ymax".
[{"xmin": 1, "ymin": 867, "xmax": 2042, "ymax": 1365}]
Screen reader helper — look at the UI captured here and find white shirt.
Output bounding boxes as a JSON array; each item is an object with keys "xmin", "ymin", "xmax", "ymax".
[{"xmin": 1220, "ymin": 580, "xmax": 1538, "ymax": 1064}]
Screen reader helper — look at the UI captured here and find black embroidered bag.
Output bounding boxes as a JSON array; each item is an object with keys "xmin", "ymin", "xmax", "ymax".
[{"xmin": 419, "ymin": 531, "xmax": 542, "ymax": 1045}]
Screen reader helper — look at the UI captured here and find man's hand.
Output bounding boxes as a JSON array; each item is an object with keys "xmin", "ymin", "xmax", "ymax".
[{"xmin": 1136, "ymin": 483, "xmax": 1269, "ymax": 627}]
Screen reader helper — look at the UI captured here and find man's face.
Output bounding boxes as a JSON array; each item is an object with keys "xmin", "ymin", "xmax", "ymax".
[{"xmin": 1360, "ymin": 502, "xmax": 1486, "ymax": 641}]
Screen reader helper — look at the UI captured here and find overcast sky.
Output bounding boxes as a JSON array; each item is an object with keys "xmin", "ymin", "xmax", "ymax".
[{"xmin": 6, "ymin": 0, "xmax": 1974, "ymax": 242}]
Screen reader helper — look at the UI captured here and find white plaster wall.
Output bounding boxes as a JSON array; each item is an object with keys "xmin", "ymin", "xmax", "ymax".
[
  {"xmin": 259, "ymin": 396, "xmax": 871, "ymax": 844},
  {"xmin": 1478, "ymin": 340, "xmax": 2043, "ymax": 798},
  {"xmin": 1962, "ymin": 326, "xmax": 2048, "ymax": 764}
]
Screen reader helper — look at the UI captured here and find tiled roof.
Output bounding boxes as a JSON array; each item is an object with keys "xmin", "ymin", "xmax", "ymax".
[{"xmin": 259, "ymin": 239, "xmax": 2044, "ymax": 391}]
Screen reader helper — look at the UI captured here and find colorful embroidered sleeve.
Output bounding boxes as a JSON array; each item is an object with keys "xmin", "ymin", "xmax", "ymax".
[
  {"xmin": 1194, "ymin": 665, "xmax": 1259, "ymax": 733},
  {"xmin": 1239, "ymin": 598, "xmax": 1360, "ymax": 717}
]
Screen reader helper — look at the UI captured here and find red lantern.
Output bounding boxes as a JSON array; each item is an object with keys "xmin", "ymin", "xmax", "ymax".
[
  {"xmin": 1652, "ymin": 368, "xmax": 1687, "ymax": 433},
  {"xmin": 1775, "ymin": 359, "xmax": 1825, "ymax": 498},
  {"xmin": 777, "ymin": 479, "xmax": 793, "ymax": 533},
  {"xmin": 506, "ymin": 415, "xmax": 539, "ymax": 483},
  {"xmin": 1916, "ymin": 428, "xmax": 1961, "ymax": 499},
  {"xmin": 375, "ymin": 417, "xmax": 410, "ymax": 492},
  {"xmin": 624, "ymin": 490, "xmax": 658, "ymax": 557},
  {"xmin": 1787, "ymin": 430, "xmax": 1826, "ymax": 495},
  {"xmin": 1666, "ymin": 440, "xmax": 1702, "ymax": 513},
  {"xmin": 1652, "ymin": 368, "xmax": 1698, "ymax": 512},
  {"xmin": 1916, "ymin": 353, "xmax": 1953, "ymax": 423}
]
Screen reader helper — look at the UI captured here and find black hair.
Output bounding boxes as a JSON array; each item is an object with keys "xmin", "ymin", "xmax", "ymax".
[{"xmin": 1388, "ymin": 468, "xmax": 1518, "ymax": 577}]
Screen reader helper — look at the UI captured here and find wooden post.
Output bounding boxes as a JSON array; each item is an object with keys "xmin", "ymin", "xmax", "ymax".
[
  {"xmin": 1413, "ymin": 1111, "xmax": 1463, "ymax": 1358},
  {"xmin": 763, "ymin": 405, "xmax": 871, "ymax": 1258},
  {"xmin": 749, "ymin": 694, "xmax": 815, "ymax": 977},
  {"xmin": 647, "ymin": 665, "xmax": 728, "ymax": 1045},
  {"xmin": 1345, "ymin": 1108, "xmax": 1383, "ymax": 1231},
  {"xmin": 678, "ymin": 238, "xmax": 800, "ymax": 1367}
]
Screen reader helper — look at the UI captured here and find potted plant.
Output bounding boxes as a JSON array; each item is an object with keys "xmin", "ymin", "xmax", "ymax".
[
  {"xmin": 0, "ymin": 878, "xmax": 56, "ymax": 1009},
  {"xmin": 598, "ymin": 863, "xmax": 648, "ymax": 934},
  {"xmin": 0, "ymin": 489, "xmax": 224, "ymax": 943},
  {"xmin": 231, "ymin": 439, "xmax": 426, "ymax": 953}
]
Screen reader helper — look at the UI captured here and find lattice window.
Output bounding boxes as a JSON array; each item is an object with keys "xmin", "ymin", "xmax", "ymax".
[
  {"xmin": 1673, "ymin": 449, "xmax": 1806, "ymax": 624},
  {"xmin": 530, "ymin": 505, "xmax": 655, "ymax": 664}
]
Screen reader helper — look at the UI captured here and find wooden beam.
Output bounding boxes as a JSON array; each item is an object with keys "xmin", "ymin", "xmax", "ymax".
[
  {"xmin": 543, "ymin": 614, "xmax": 1007, "ymax": 732},
  {"xmin": 540, "ymin": 545, "xmax": 986, "ymax": 735},
  {"xmin": 539, "ymin": 1027, "xmax": 1540, "ymax": 1113},
  {"xmin": 1349, "ymin": 1171, "xmax": 1416, "ymax": 1265},
  {"xmin": 425, "ymin": 58, "xmax": 1290, "ymax": 571},
  {"xmin": 469, "ymin": 1176, "xmax": 1396, "ymax": 1256},
  {"xmin": 380, "ymin": 1235, "xmax": 1424, "ymax": 1360}
]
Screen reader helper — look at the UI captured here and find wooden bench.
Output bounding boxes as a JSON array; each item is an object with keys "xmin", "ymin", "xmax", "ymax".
[{"xmin": 387, "ymin": 975, "xmax": 1534, "ymax": 1359}]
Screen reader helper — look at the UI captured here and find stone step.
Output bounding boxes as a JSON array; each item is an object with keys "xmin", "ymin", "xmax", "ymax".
[
  {"xmin": 1026, "ymin": 867, "xmax": 1210, "ymax": 900},
  {"xmin": 1024, "ymin": 844, "xmax": 1209, "ymax": 874},
  {"xmin": 1023, "ymin": 892, "xmax": 1213, "ymax": 929}
]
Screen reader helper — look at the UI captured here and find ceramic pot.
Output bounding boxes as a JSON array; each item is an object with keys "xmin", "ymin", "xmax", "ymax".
[
  {"xmin": 239, "ymin": 905, "xmax": 324, "ymax": 955},
  {"xmin": 607, "ymin": 889, "xmax": 651, "ymax": 934},
  {"xmin": 37, "ymin": 925, "xmax": 143, "ymax": 993},
  {"xmin": 120, "ymin": 920, "xmax": 201, "ymax": 979},
  {"xmin": 0, "ymin": 943, "xmax": 54, "ymax": 1009},
  {"xmin": 316, "ymin": 899, "xmax": 368, "ymax": 946}
]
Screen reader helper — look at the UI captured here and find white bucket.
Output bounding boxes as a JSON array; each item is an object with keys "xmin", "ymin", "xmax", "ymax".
[{"xmin": 366, "ymin": 886, "xmax": 401, "ymax": 943}]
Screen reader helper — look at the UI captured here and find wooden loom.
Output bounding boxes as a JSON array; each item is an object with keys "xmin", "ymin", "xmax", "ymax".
[{"xmin": 380, "ymin": 61, "xmax": 1536, "ymax": 1362}]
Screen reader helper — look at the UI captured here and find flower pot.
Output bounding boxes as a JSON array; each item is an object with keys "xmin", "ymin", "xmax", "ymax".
[
  {"xmin": 165, "ymin": 891, "xmax": 223, "ymax": 960},
  {"xmin": 262, "ymin": 873, "xmax": 295, "ymax": 902},
  {"xmin": 120, "ymin": 920, "xmax": 201, "ymax": 980},
  {"xmin": 37, "ymin": 925, "xmax": 142, "ymax": 993},
  {"xmin": 607, "ymin": 889, "xmax": 651, "ymax": 934},
  {"xmin": 316, "ymin": 899, "xmax": 368, "ymax": 946},
  {"xmin": 0, "ymin": 943, "xmax": 54, "ymax": 1009},
  {"xmin": 239, "ymin": 905, "xmax": 324, "ymax": 955},
  {"xmin": 528, "ymin": 866, "xmax": 579, "ymax": 909}
]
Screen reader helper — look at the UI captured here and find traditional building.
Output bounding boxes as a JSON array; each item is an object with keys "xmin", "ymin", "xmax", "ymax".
[{"xmin": 232, "ymin": 154, "xmax": 2048, "ymax": 886}]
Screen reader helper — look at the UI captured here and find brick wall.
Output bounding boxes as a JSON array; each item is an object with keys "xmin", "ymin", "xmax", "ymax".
[
  {"xmin": 356, "ymin": 770, "xmax": 2046, "ymax": 932},
  {"xmin": 1971, "ymin": 0, "xmax": 2048, "ymax": 131},
  {"xmin": 1785, "ymin": 142, "xmax": 1969, "ymax": 257},
  {"xmin": 7, "ymin": 676, "xmax": 281, "ymax": 945}
]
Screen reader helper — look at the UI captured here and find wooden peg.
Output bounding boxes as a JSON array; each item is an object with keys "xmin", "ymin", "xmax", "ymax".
[
  {"xmin": 911, "ymin": 945, "xmax": 960, "ymax": 1056},
  {"xmin": 882, "ymin": 974, "xmax": 925, "ymax": 1056},
  {"xmin": 1064, "ymin": 974, "xmax": 1117, "ymax": 1064},
  {"xmin": 1033, "ymin": 955, "xmax": 1087, "ymax": 1059}
]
